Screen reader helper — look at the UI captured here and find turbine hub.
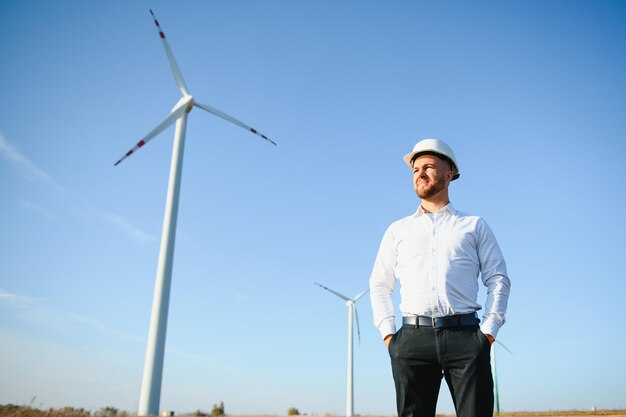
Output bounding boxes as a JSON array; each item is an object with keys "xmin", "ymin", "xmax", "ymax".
[{"xmin": 185, "ymin": 102, "xmax": 194, "ymax": 113}]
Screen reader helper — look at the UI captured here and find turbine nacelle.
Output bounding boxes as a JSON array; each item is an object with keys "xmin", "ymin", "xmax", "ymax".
[
  {"xmin": 314, "ymin": 282, "xmax": 368, "ymax": 344},
  {"xmin": 173, "ymin": 95, "xmax": 194, "ymax": 113},
  {"xmin": 175, "ymin": 95, "xmax": 194, "ymax": 113}
]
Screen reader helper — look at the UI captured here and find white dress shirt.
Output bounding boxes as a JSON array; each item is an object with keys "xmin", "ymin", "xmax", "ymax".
[{"xmin": 369, "ymin": 204, "xmax": 511, "ymax": 339}]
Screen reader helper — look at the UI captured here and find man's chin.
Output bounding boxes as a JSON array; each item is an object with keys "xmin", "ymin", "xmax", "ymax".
[{"xmin": 416, "ymin": 186, "xmax": 433, "ymax": 199}]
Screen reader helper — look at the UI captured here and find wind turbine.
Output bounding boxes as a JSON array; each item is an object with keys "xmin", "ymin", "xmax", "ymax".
[
  {"xmin": 114, "ymin": 10, "xmax": 275, "ymax": 417},
  {"xmin": 315, "ymin": 282, "xmax": 369, "ymax": 417},
  {"xmin": 491, "ymin": 340, "xmax": 513, "ymax": 414}
]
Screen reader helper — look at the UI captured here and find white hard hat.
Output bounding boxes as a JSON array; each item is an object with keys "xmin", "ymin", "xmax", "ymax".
[{"xmin": 403, "ymin": 138, "xmax": 460, "ymax": 180}]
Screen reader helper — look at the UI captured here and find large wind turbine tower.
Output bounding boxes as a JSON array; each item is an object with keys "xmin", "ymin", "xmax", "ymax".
[{"xmin": 115, "ymin": 10, "xmax": 275, "ymax": 416}]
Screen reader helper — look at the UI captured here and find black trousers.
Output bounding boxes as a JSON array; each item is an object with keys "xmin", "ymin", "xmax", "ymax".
[{"xmin": 389, "ymin": 324, "xmax": 493, "ymax": 417}]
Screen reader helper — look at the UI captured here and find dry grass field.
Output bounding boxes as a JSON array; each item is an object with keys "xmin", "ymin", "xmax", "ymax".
[
  {"xmin": 491, "ymin": 412, "xmax": 626, "ymax": 417},
  {"xmin": 1, "ymin": 405, "xmax": 625, "ymax": 417}
]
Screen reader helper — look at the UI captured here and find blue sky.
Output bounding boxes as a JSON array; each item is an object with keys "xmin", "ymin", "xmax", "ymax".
[{"xmin": 1, "ymin": 0, "xmax": 626, "ymax": 415}]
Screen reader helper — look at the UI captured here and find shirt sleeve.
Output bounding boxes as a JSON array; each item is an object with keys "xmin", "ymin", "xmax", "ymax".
[
  {"xmin": 369, "ymin": 224, "xmax": 398, "ymax": 339},
  {"xmin": 476, "ymin": 218, "xmax": 511, "ymax": 339}
]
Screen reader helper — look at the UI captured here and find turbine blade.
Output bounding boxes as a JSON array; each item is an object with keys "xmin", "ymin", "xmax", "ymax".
[
  {"xmin": 314, "ymin": 282, "xmax": 351, "ymax": 302},
  {"xmin": 355, "ymin": 305, "xmax": 362, "ymax": 345},
  {"xmin": 149, "ymin": 9, "xmax": 190, "ymax": 97},
  {"xmin": 114, "ymin": 97, "xmax": 192, "ymax": 166},
  {"xmin": 495, "ymin": 340, "xmax": 514, "ymax": 355},
  {"xmin": 194, "ymin": 101, "xmax": 277, "ymax": 146},
  {"xmin": 353, "ymin": 288, "xmax": 369, "ymax": 302}
]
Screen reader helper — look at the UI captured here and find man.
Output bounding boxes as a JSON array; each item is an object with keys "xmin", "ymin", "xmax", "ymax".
[{"xmin": 369, "ymin": 138, "xmax": 511, "ymax": 417}]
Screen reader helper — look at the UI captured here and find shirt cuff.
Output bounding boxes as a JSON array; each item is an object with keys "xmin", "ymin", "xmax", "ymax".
[
  {"xmin": 378, "ymin": 317, "xmax": 396, "ymax": 340},
  {"xmin": 480, "ymin": 317, "xmax": 501, "ymax": 339}
]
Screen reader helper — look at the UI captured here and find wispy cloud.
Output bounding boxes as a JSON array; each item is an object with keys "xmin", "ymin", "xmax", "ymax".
[
  {"xmin": 0, "ymin": 287, "xmax": 248, "ymax": 381},
  {"xmin": 66, "ymin": 313, "xmax": 145, "ymax": 343},
  {"xmin": 0, "ymin": 288, "xmax": 38, "ymax": 305},
  {"xmin": 90, "ymin": 206, "xmax": 157, "ymax": 244},
  {"xmin": 0, "ymin": 287, "xmax": 143, "ymax": 344},
  {"xmin": 0, "ymin": 133, "xmax": 64, "ymax": 192},
  {"xmin": 18, "ymin": 198, "xmax": 56, "ymax": 219},
  {"xmin": 0, "ymin": 132, "xmax": 156, "ymax": 244}
]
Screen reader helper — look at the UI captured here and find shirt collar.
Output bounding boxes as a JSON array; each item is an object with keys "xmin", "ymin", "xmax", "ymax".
[{"xmin": 414, "ymin": 203, "xmax": 457, "ymax": 217}]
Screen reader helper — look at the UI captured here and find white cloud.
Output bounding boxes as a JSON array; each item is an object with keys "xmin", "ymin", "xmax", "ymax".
[
  {"xmin": 66, "ymin": 313, "xmax": 145, "ymax": 343},
  {"xmin": 18, "ymin": 198, "xmax": 56, "ymax": 219},
  {"xmin": 0, "ymin": 132, "xmax": 64, "ymax": 192},
  {"xmin": 0, "ymin": 132, "xmax": 156, "ymax": 244},
  {"xmin": 92, "ymin": 207, "xmax": 157, "ymax": 244},
  {"xmin": 0, "ymin": 288, "xmax": 38, "ymax": 304},
  {"xmin": 0, "ymin": 287, "xmax": 143, "ymax": 344}
]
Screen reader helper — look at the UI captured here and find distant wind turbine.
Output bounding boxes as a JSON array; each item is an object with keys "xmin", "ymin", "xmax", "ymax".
[
  {"xmin": 114, "ymin": 10, "xmax": 275, "ymax": 417},
  {"xmin": 492, "ymin": 340, "xmax": 513, "ymax": 414},
  {"xmin": 315, "ymin": 282, "xmax": 369, "ymax": 417}
]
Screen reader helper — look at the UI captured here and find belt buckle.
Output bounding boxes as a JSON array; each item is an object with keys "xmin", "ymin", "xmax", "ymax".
[{"xmin": 432, "ymin": 317, "xmax": 437, "ymax": 328}]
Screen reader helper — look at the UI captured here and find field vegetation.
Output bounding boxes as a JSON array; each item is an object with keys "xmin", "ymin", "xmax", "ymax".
[{"xmin": 1, "ymin": 404, "xmax": 625, "ymax": 417}]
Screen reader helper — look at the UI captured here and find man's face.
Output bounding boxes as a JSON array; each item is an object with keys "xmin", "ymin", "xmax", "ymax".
[{"xmin": 412, "ymin": 154, "xmax": 452, "ymax": 199}]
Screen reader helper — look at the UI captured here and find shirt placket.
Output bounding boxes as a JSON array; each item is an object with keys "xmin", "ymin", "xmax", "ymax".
[{"xmin": 428, "ymin": 214, "xmax": 441, "ymax": 316}]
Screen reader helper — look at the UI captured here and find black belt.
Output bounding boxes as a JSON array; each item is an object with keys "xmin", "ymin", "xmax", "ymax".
[{"xmin": 403, "ymin": 312, "xmax": 479, "ymax": 328}]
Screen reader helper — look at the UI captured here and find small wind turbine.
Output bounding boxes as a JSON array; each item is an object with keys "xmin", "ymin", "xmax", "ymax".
[
  {"xmin": 315, "ymin": 282, "xmax": 369, "ymax": 417},
  {"xmin": 115, "ymin": 10, "xmax": 275, "ymax": 417},
  {"xmin": 492, "ymin": 340, "xmax": 513, "ymax": 414}
]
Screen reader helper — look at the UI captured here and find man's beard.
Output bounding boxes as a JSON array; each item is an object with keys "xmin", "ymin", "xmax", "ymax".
[{"xmin": 416, "ymin": 176, "xmax": 446, "ymax": 199}]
